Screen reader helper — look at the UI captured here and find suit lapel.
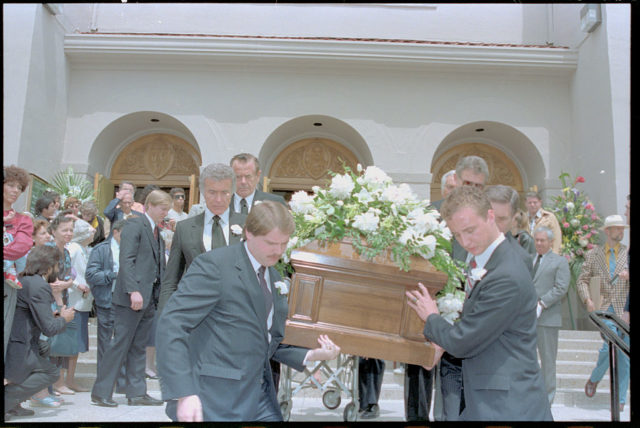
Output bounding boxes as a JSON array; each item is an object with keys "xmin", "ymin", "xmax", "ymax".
[
  {"xmin": 533, "ymin": 253, "xmax": 549, "ymax": 281},
  {"xmin": 143, "ymin": 218, "xmax": 159, "ymax": 261},
  {"xmin": 193, "ymin": 213, "xmax": 206, "ymax": 253},
  {"xmin": 236, "ymin": 245, "xmax": 268, "ymax": 335}
]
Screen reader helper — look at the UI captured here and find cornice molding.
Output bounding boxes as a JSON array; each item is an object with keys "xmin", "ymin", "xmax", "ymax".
[{"xmin": 64, "ymin": 33, "xmax": 578, "ymax": 74}]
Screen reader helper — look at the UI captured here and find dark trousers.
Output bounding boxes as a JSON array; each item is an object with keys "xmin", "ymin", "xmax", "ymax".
[
  {"xmin": 95, "ymin": 305, "xmax": 127, "ymax": 392},
  {"xmin": 404, "ymin": 364, "xmax": 434, "ymax": 421},
  {"xmin": 358, "ymin": 357, "xmax": 385, "ymax": 411},
  {"xmin": 5, "ymin": 355, "xmax": 59, "ymax": 411},
  {"xmin": 270, "ymin": 359, "xmax": 280, "ymax": 395},
  {"xmin": 91, "ymin": 302, "xmax": 155, "ymax": 399},
  {"xmin": 439, "ymin": 352, "xmax": 464, "ymax": 420}
]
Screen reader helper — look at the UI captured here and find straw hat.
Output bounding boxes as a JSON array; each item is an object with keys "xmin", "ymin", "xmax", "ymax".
[{"xmin": 601, "ymin": 214, "xmax": 628, "ymax": 230}]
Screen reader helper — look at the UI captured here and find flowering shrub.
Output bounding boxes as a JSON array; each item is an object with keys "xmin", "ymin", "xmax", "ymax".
[
  {"xmin": 549, "ymin": 172, "xmax": 603, "ymax": 263},
  {"xmin": 284, "ymin": 164, "xmax": 466, "ymax": 298},
  {"xmin": 48, "ymin": 167, "xmax": 95, "ymax": 206}
]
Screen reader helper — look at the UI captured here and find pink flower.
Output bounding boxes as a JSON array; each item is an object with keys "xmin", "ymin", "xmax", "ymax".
[
  {"xmin": 585, "ymin": 233, "xmax": 592, "ymax": 239},
  {"xmin": 583, "ymin": 225, "xmax": 589, "ymax": 230},
  {"xmin": 575, "ymin": 176, "xmax": 585, "ymax": 184},
  {"xmin": 591, "ymin": 214, "xmax": 598, "ymax": 220},
  {"xmin": 585, "ymin": 203, "xmax": 594, "ymax": 211},
  {"xmin": 563, "ymin": 222, "xmax": 570, "ymax": 228},
  {"xmin": 587, "ymin": 243, "xmax": 594, "ymax": 250},
  {"xmin": 575, "ymin": 230, "xmax": 583, "ymax": 236}
]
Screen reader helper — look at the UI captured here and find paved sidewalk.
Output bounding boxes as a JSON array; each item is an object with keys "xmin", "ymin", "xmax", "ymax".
[{"xmin": 7, "ymin": 391, "xmax": 630, "ymax": 423}]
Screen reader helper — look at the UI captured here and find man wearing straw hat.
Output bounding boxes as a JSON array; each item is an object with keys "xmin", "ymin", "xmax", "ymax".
[{"xmin": 577, "ymin": 214, "xmax": 629, "ymax": 412}]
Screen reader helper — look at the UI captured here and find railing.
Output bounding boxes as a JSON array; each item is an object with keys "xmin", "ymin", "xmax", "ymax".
[{"xmin": 588, "ymin": 310, "xmax": 630, "ymax": 422}]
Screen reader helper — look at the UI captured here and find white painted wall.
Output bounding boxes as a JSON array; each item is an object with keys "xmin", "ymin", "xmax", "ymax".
[{"xmin": 62, "ymin": 3, "xmax": 542, "ymax": 45}]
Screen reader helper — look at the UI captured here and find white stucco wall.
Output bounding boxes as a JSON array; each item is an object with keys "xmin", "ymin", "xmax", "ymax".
[{"xmin": 62, "ymin": 3, "xmax": 545, "ymax": 45}]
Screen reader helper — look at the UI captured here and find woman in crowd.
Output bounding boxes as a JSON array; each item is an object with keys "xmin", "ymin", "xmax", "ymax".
[
  {"xmin": 42, "ymin": 191, "xmax": 61, "ymax": 216},
  {"xmin": 80, "ymin": 200, "xmax": 106, "ymax": 247},
  {"xmin": 4, "ymin": 245, "xmax": 75, "ymax": 421},
  {"xmin": 65, "ymin": 219, "xmax": 96, "ymax": 392},
  {"xmin": 512, "ymin": 209, "xmax": 536, "ymax": 256},
  {"xmin": 46, "ymin": 214, "xmax": 79, "ymax": 395},
  {"xmin": 34, "ymin": 194, "xmax": 57, "ymax": 222},
  {"xmin": 63, "ymin": 197, "xmax": 82, "ymax": 220}
]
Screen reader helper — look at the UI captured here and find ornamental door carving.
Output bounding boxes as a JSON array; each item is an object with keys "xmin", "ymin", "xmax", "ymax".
[
  {"xmin": 268, "ymin": 138, "xmax": 360, "ymax": 192},
  {"xmin": 110, "ymin": 133, "xmax": 201, "ymax": 187},
  {"xmin": 431, "ymin": 143, "xmax": 524, "ymax": 202}
]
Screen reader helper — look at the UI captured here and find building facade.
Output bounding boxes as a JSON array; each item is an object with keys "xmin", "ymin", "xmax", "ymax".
[{"xmin": 4, "ymin": 3, "xmax": 630, "ymax": 220}]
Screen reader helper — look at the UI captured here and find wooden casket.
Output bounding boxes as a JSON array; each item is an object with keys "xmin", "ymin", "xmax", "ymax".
[{"xmin": 282, "ymin": 239, "xmax": 448, "ymax": 367}]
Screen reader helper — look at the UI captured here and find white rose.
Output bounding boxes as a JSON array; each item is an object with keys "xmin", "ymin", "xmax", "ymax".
[
  {"xmin": 570, "ymin": 218, "xmax": 580, "ymax": 227},
  {"xmin": 566, "ymin": 202, "xmax": 575, "ymax": 211},
  {"xmin": 329, "ymin": 174, "xmax": 355, "ymax": 199},
  {"xmin": 289, "ymin": 191, "xmax": 315, "ymax": 215},
  {"xmin": 230, "ymin": 224, "xmax": 243, "ymax": 235},
  {"xmin": 352, "ymin": 211, "xmax": 379, "ymax": 233},
  {"xmin": 275, "ymin": 280, "xmax": 289, "ymax": 296},
  {"xmin": 578, "ymin": 238, "xmax": 589, "ymax": 247}
]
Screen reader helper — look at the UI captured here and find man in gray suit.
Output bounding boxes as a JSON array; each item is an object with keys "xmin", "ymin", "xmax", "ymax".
[
  {"xmin": 156, "ymin": 201, "xmax": 340, "ymax": 421},
  {"xmin": 532, "ymin": 226, "xmax": 570, "ymax": 405},
  {"xmin": 157, "ymin": 163, "xmax": 247, "ymax": 313},
  {"xmin": 229, "ymin": 153, "xmax": 286, "ymax": 215},
  {"xmin": 407, "ymin": 186, "xmax": 552, "ymax": 421},
  {"xmin": 91, "ymin": 190, "xmax": 172, "ymax": 408}
]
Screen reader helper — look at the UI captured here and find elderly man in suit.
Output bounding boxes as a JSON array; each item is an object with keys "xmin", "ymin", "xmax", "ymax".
[
  {"xmin": 103, "ymin": 188, "xmax": 143, "ymax": 237},
  {"xmin": 579, "ymin": 214, "xmax": 630, "ymax": 412},
  {"xmin": 229, "ymin": 153, "xmax": 286, "ymax": 215},
  {"xmin": 525, "ymin": 191, "xmax": 562, "ymax": 254},
  {"xmin": 91, "ymin": 190, "xmax": 172, "ymax": 408},
  {"xmin": 407, "ymin": 186, "xmax": 552, "ymax": 421},
  {"xmin": 157, "ymin": 164, "xmax": 247, "ymax": 313},
  {"xmin": 156, "ymin": 201, "xmax": 340, "ymax": 422},
  {"xmin": 531, "ymin": 226, "xmax": 570, "ymax": 405}
]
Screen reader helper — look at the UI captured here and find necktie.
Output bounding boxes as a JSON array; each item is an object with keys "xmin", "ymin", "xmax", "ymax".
[
  {"xmin": 153, "ymin": 226, "xmax": 161, "ymax": 282},
  {"xmin": 465, "ymin": 257, "xmax": 477, "ymax": 298},
  {"xmin": 609, "ymin": 248, "xmax": 616, "ymax": 279},
  {"xmin": 211, "ymin": 215, "xmax": 225, "ymax": 250},
  {"xmin": 257, "ymin": 266, "xmax": 273, "ymax": 317},
  {"xmin": 240, "ymin": 198, "xmax": 249, "ymax": 215},
  {"xmin": 533, "ymin": 254, "xmax": 542, "ymax": 276}
]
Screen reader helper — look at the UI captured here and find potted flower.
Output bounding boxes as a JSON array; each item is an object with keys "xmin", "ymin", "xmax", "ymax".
[
  {"xmin": 550, "ymin": 172, "xmax": 603, "ymax": 329},
  {"xmin": 280, "ymin": 164, "xmax": 465, "ymax": 366}
]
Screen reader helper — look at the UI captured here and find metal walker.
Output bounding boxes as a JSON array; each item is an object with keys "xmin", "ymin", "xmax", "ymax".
[{"xmin": 278, "ymin": 353, "xmax": 360, "ymax": 421}]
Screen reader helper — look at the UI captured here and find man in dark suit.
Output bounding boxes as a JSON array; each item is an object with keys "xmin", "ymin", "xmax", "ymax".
[
  {"xmin": 157, "ymin": 163, "xmax": 246, "ymax": 313},
  {"xmin": 407, "ymin": 186, "xmax": 552, "ymax": 421},
  {"xmin": 156, "ymin": 201, "xmax": 340, "ymax": 422},
  {"xmin": 85, "ymin": 220, "xmax": 127, "ymax": 370},
  {"xmin": 531, "ymin": 226, "xmax": 569, "ymax": 405},
  {"xmin": 91, "ymin": 190, "xmax": 172, "ymax": 408},
  {"xmin": 229, "ymin": 153, "xmax": 286, "ymax": 215},
  {"xmin": 4, "ymin": 246, "xmax": 75, "ymax": 418}
]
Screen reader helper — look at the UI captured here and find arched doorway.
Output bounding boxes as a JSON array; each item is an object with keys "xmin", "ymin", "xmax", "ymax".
[
  {"xmin": 267, "ymin": 138, "xmax": 360, "ymax": 199},
  {"xmin": 110, "ymin": 133, "xmax": 202, "ymax": 207},
  {"xmin": 430, "ymin": 143, "xmax": 524, "ymax": 202}
]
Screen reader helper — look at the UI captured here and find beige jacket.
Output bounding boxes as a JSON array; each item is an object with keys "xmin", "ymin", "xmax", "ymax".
[{"xmin": 531, "ymin": 209, "xmax": 563, "ymax": 254}]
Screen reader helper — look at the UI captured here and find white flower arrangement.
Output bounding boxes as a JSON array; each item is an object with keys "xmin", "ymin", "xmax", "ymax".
[
  {"xmin": 282, "ymin": 163, "xmax": 466, "ymax": 295},
  {"xmin": 48, "ymin": 166, "xmax": 95, "ymax": 205},
  {"xmin": 274, "ymin": 280, "xmax": 289, "ymax": 296},
  {"xmin": 436, "ymin": 290, "xmax": 466, "ymax": 324},
  {"xmin": 230, "ymin": 224, "xmax": 243, "ymax": 235}
]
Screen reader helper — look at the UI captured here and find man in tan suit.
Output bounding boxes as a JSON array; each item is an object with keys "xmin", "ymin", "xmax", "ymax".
[
  {"xmin": 577, "ymin": 214, "xmax": 629, "ymax": 412},
  {"xmin": 525, "ymin": 191, "xmax": 562, "ymax": 254}
]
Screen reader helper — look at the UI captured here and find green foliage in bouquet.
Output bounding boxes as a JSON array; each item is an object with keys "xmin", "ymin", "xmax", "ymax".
[
  {"xmin": 284, "ymin": 163, "xmax": 466, "ymax": 295},
  {"xmin": 48, "ymin": 166, "xmax": 95, "ymax": 205}
]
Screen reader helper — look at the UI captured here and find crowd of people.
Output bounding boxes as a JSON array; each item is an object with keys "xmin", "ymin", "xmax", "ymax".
[{"xmin": 3, "ymin": 152, "xmax": 630, "ymax": 422}]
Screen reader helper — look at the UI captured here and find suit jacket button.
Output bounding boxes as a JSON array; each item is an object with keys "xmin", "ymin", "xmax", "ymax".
[{"xmin": 259, "ymin": 377, "xmax": 264, "ymax": 385}]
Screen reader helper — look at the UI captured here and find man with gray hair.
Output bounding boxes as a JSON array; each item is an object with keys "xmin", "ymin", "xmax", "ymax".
[
  {"xmin": 455, "ymin": 155, "xmax": 489, "ymax": 189},
  {"xmin": 532, "ymin": 225, "xmax": 570, "ymax": 405},
  {"xmin": 441, "ymin": 170, "xmax": 457, "ymax": 198},
  {"xmin": 158, "ymin": 163, "xmax": 247, "ymax": 313},
  {"xmin": 229, "ymin": 153, "xmax": 286, "ymax": 215}
]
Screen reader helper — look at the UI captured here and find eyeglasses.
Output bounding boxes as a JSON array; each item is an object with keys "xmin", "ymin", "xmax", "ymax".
[
  {"xmin": 462, "ymin": 180, "xmax": 485, "ymax": 189},
  {"xmin": 174, "ymin": 195, "xmax": 185, "ymax": 199}
]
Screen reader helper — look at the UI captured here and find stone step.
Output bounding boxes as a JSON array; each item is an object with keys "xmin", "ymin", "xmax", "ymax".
[{"xmin": 556, "ymin": 349, "xmax": 599, "ymax": 362}]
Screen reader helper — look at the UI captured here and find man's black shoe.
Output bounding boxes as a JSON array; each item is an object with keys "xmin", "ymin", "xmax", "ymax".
[
  {"xmin": 360, "ymin": 404, "xmax": 380, "ymax": 419},
  {"xmin": 91, "ymin": 395, "xmax": 118, "ymax": 407},
  {"xmin": 9, "ymin": 404, "xmax": 35, "ymax": 416},
  {"xmin": 127, "ymin": 394, "xmax": 163, "ymax": 406}
]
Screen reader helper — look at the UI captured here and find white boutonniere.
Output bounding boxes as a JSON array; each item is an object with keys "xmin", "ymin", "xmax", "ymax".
[
  {"xmin": 469, "ymin": 267, "xmax": 487, "ymax": 283},
  {"xmin": 253, "ymin": 200, "xmax": 263, "ymax": 206},
  {"xmin": 230, "ymin": 224, "xmax": 243, "ymax": 236},
  {"xmin": 274, "ymin": 280, "xmax": 289, "ymax": 296}
]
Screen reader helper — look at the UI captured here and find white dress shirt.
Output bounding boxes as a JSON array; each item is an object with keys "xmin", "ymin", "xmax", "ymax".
[
  {"xmin": 233, "ymin": 191, "xmax": 256, "ymax": 214},
  {"xmin": 466, "ymin": 233, "xmax": 506, "ymax": 272},
  {"xmin": 244, "ymin": 242, "xmax": 273, "ymax": 340}
]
